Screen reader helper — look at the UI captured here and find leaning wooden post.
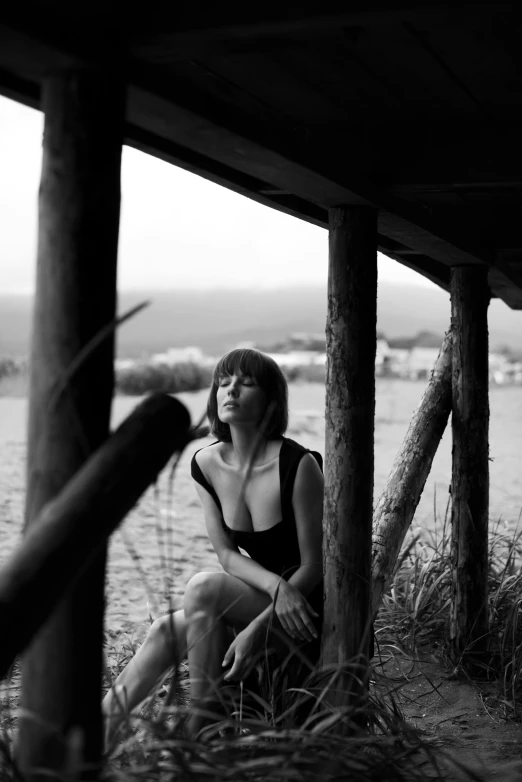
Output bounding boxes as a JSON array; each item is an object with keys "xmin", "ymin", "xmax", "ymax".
[
  {"xmin": 0, "ymin": 396, "xmax": 190, "ymax": 679},
  {"xmin": 17, "ymin": 69, "xmax": 125, "ymax": 779},
  {"xmin": 450, "ymin": 266, "xmax": 490, "ymax": 665},
  {"xmin": 372, "ymin": 329, "xmax": 453, "ymax": 616},
  {"xmin": 322, "ymin": 206, "xmax": 377, "ymax": 704}
]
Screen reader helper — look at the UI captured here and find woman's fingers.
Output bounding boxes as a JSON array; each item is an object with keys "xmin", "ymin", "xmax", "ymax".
[
  {"xmin": 275, "ymin": 590, "xmax": 320, "ymax": 642},
  {"xmin": 284, "ymin": 613, "xmax": 317, "ymax": 643},
  {"xmin": 300, "ymin": 596, "xmax": 320, "ymax": 619},
  {"xmin": 284, "ymin": 603, "xmax": 319, "ymax": 640},
  {"xmin": 225, "ymin": 653, "xmax": 254, "ymax": 682},
  {"xmin": 223, "ymin": 652, "xmax": 242, "ymax": 681},
  {"xmin": 299, "ymin": 609, "xmax": 319, "ymax": 639},
  {"xmin": 222, "ymin": 644, "xmax": 234, "ymax": 669},
  {"xmin": 285, "ymin": 615, "xmax": 309, "ymax": 642}
]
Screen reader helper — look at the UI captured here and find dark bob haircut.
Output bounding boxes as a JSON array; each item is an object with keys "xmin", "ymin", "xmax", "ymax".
[{"xmin": 207, "ymin": 348, "xmax": 288, "ymax": 442}]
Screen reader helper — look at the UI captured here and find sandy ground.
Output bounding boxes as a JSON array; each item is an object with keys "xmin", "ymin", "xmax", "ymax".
[
  {"xmin": 1, "ymin": 384, "xmax": 522, "ymax": 777},
  {"xmin": 387, "ymin": 652, "xmax": 522, "ymax": 780}
]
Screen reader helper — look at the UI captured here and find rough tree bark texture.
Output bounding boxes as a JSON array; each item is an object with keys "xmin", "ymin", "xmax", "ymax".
[
  {"xmin": 0, "ymin": 396, "xmax": 191, "ymax": 680},
  {"xmin": 372, "ymin": 330, "xmax": 453, "ymax": 616},
  {"xmin": 450, "ymin": 266, "xmax": 490, "ymax": 661},
  {"xmin": 322, "ymin": 206, "xmax": 377, "ymax": 688},
  {"xmin": 17, "ymin": 69, "xmax": 124, "ymax": 779}
]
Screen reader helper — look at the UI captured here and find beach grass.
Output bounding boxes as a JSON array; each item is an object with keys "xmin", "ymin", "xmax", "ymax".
[
  {"xmin": 376, "ymin": 508, "xmax": 522, "ymax": 719},
  {"xmin": 1, "ymin": 401, "xmax": 521, "ymax": 779},
  {"xmin": 97, "ymin": 502, "xmax": 522, "ymax": 782},
  {"xmin": 5, "ymin": 515, "xmax": 522, "ymax": 780},
  {"xmin": 101, "ymin": 655, "xmax": 466, "ymax": 782}
]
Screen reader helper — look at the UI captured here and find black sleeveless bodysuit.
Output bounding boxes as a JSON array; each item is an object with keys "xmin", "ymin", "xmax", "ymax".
[{"xmin": 190, "ymin": 437, "xmax": 324, "ymax": 627}]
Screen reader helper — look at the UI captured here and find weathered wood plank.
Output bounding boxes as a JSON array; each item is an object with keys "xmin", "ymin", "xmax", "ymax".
[
  {"xmin": 450, "ymin": 266, "xmax": 490, "ymax": 663},
  {"xmin": 0, "ymin": 395, "xmax": 190, "ymax": 681},
  {"xmin": 2, "ymin": 20, "xmax": 522, "ymax": 307},
  {"xmin": 372, "ymin": 331, "xmax": 452, "ymax": 615},
  {"xmin": 322, "ymin": 206, "xmax": 377, "ymax": 701},
  {"xmin": 488, "ymin": 254, "xmax": 522, "ymax": 309},
  {"xmin": 17, "ymin": 67, "xmax": 124, "ymax": 780}
]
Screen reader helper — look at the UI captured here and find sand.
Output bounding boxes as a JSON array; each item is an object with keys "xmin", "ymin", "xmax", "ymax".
[{"xmin": 1, "ymin": 382, "xmax": 522, "ymax": 777}]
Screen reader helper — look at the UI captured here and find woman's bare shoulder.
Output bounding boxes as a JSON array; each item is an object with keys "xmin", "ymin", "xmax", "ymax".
[
  {"xmin": 194, "ymin": 441, "xmax": 225, "ymax": 470},
  {"xmin": 295, "ymin": 451, "xmax": 324, "ymax": 485}
]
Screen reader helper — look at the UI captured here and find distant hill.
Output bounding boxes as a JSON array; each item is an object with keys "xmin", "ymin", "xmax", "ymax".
[{"xmin": 1, "ymin": 282, "xmax": 521, "ymax": 357}]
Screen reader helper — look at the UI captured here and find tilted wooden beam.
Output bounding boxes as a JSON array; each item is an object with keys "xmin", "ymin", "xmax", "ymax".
[
  {"xmin": 0, "ymin": 21, "xmax": 501, "ymax": 266},
  {"xmin": 124, "ymin": 74, "xmax": 489, "ymax": 266},
  {"xmin": 488, "ymin": 253, "xmax": 522, "ymax": 309},
  {"xmin": 372, "ymin": 331, "xmax": 453, "ymax": 615},
  {"xmin": 123, "ymin": 2, "xmax": 511, "ymax": 39},
  {"xmin": 2, "ymin": 2, "xmax": 508, "ymax": 44},
  {"xmin": 0, "ymin": 15, "xmax": 521, "ymax": 305},
  {"xmin": 0, "ymin": 395, "xmax": 191, "ymax": 681}
]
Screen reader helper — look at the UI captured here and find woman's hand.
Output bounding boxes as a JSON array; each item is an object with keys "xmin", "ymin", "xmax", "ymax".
[
  {"xmin": 272, "ymin": 580, "xmax": 319, "ymax": 643},
  {"xmin": 222, "ymin": 624, "xmax": 262, "ymax": 682}
]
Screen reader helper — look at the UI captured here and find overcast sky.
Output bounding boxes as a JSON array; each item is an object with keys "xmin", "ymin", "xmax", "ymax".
[{"xmin": 0, "ymin": 95, "xmax": 434, "ymax": 294}]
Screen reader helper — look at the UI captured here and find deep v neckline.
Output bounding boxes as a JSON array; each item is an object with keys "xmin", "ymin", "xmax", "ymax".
[{"xmin": 220, "ymin": 438, "xmax": 285, "ymax": 534}]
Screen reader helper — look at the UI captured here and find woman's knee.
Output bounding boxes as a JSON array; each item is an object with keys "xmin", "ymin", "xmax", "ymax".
[
  {"xmin": 147, "ymin": 611, "xmax": 185, "ymax": 657},
  {"xmin": 183, "ymin": 571, "xmax": 227, "ymax": 616}
]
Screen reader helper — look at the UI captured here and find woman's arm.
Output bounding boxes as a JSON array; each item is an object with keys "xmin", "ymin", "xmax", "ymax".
[
  {"xmin": 287, "ymin": 451, "xmax": 324, "ymax": 591},
  {"xmin": 194, "ymin": 447, "xmax": 323, "ymax": 621},
  {"xmin": 194, "ymin": 451, "xmax": 323, "ymax": 602},
  {"xmin": 248, "ymin": 453, "xmax": 324, "ymax": 635},
  {"xmin": 192, "ymin": 472, "xmax": 282, "ymax": 599},
  {"xmin": 223, "ymin": 454, "xmax": 324, "ymax": 681}
]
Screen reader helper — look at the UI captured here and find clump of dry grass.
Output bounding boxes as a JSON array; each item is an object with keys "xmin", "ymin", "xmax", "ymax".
[
  {"xmin": 99, "ymin": 628, "xmax": 484, "ymax": 782},
  {"xmin": 98, "ymin": 474, "xmax": 497, "ymax": 781},
  {"xmin": 376, "ymin": 508, "xmax": 522, "ymax": 719}
]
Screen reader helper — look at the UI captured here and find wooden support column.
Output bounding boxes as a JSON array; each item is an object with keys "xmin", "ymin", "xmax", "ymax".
[
  {"xmin": 322, "ymin": 206, "xmax": 377, "ymax": 701},
  {"xmin": 450, "ymin": 266, "xmax": 490, "ymax": 664},
  {"xmin": 17, "ymin": 69, "xmax": 125, "ymax": 779}
]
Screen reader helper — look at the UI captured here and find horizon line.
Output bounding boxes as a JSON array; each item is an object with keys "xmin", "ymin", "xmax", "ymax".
[{"xmin": 0, "ymin": 279, "xmax": 443, "ymax": 297}]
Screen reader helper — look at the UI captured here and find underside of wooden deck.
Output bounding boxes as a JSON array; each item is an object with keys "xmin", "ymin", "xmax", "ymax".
[{"xmin": 1, "ymin": 2, "xmax": 521, "ymax": 306}]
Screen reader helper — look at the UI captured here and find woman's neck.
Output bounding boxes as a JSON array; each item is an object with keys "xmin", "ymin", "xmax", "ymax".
[{"xmin": 228, "ymin": 426, "xmax": 268, "ymax": 469}]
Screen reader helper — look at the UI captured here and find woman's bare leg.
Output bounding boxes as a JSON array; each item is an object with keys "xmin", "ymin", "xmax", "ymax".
[
  {"xmin": 183, "ymin": 571, "xmax": 271, "ymax": 736},
  {"xmin": 103, "ymin": 609, "xmax": 186, "ymax": 742},
  {"xmin": 104, "ymin": 572, "xmax": 275, "ymax": 741}
]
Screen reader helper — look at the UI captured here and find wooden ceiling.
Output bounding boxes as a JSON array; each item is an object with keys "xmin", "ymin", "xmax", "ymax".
[{"xmin": 1, "ymin": 2, "xmax": 521, "ymax": 307}]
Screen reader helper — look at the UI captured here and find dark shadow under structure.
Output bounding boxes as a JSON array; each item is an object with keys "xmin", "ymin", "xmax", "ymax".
[{"xmin": 0, "ymin": 3, "xmax": 520, "ymax": 777}]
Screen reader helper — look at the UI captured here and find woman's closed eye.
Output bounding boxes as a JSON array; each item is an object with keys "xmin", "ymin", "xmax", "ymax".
[{"xmin": 219, "ymin": 376, "xmax": 256, "ymax": 387}]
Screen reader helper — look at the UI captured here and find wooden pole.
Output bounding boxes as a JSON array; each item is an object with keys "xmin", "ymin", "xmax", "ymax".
[
  {"xmin": 0, "ymin": 395, "xmax": 190, "ymax": 680},
  {"xmin": 322, "ymin": 206, "xmax": 377, "ymax": 702},
  {"xmin": 372, "ymin": 330, "xmax": 453, "ymax": 616},
  {"xmin": 450, "ymin": 266, "xmax": 490, "ymax": 664},
  {"xmin": 17, "ymin": 68, "xmax": 125, "ymax": 779}
]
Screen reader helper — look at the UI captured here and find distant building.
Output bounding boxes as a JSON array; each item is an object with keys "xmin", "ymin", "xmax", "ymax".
[
  {"xmin": 150, "ymin": 346, "xmax": 210, "ymax": 365},
  {"xmin": 267, "ymin": 350, "xmax": 323, "ymax": 368},
  {"xmin": 407, "ymin": 347, "xmax": 441, "ymax": 379},
  {"xmin": 386, "ymin": 348, "xmax": 410, "ymax": 378},
  {"xmin": 489, "ymin": 352, "xmax": 522, "ymax": 385},
  {"xmin": 376, "ymin": 338, "xmax": 391, "ymax": 375},
  {"xmin": 114, "ymin": 358, "xmax": 136, "ymax": 371},
  {"xmin": 286, "ymin": 333, "xmax": 325, "ymax": 352}
]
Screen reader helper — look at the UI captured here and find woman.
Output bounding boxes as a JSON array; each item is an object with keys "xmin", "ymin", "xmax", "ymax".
[{"xmin": 103, "ymin": 348, "xmax": 324, "ymax": 739}]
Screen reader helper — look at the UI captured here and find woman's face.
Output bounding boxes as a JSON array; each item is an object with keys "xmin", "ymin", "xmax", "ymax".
[{"xmin": 216, "ymin": 371, "xmax": 268, "ymax": 429}]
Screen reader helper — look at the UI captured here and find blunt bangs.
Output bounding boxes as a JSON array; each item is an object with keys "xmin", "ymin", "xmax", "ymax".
[
  {"xmin": 208, "ymin": 348, "xmax": 288, "ymax": 442},
  {"xmin": 213, "ymin": 348, "xmax": 275, "ymax": 387}
]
